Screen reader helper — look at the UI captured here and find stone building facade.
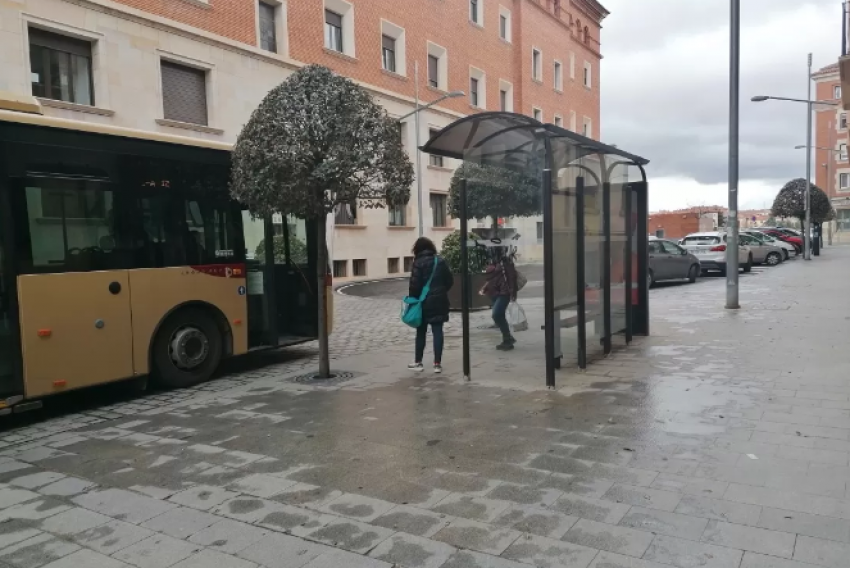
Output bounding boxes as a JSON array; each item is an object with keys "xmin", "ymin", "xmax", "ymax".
[
  {"xmin": 813, "ymin": 63, "xmax": 850, "ymax": 231},
  {"xmin": 0, "ymin": 0, "xmax": 606, "ymax": 279}
]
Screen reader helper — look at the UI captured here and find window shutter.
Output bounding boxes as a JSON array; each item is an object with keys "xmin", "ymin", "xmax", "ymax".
[
  {"xmin": 325, "ymin": 10, "xmax": 342, "ymax": 27},
  {"xmin": 382, "ymin": 35, "xmax": 395, "ymax": 51},
  {"xmin": 161, "ymin": 61, "xmax": 208, "ymax": 126}
]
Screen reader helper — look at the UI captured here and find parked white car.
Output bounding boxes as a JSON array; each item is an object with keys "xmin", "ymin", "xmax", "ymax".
[{"xmin": 680, "ymin": 232, "xmax": 753, "ymax": 276}]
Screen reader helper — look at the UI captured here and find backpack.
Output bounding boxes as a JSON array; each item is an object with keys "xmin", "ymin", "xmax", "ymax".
[{"xmin": 401, "ymin": 257, "xmax": 439, "ymax": 328}]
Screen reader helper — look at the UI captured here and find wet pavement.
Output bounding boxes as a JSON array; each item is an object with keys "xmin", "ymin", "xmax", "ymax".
[{"xmin": 0, "ymin": 247, "xmax": 849, "ymax": 567}]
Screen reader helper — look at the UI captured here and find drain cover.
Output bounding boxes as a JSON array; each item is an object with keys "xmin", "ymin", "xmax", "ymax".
[{"xmin": 291, "ymin": 370, "xmax": 359, "ymax": 386}]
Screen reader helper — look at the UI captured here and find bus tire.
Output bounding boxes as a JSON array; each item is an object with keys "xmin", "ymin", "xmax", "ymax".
[{"xmin": 152, "ymin": 308, "xmax": 223, "ymax": 389}]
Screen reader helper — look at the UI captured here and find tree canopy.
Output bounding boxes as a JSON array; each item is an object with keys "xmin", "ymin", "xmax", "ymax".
[
  {"xmin": 230, "ymin": 64, "xmax": 414, "ymax": 217},
  {"xmin": 771, "ymin": 178, "xmax": 834, "ymax": 224},
  {"xmin": 447, "ymin": 162, "xmax": 541, "ymax": 225},
  {"xmin": 254, "ymin": 235, "xmax": 307, "ymax": 265}
]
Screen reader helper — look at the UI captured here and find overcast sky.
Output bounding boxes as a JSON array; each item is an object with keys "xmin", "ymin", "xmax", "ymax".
[{"xmin": 601, "ymin": 0, "xmax": 843, "ymax": 211}]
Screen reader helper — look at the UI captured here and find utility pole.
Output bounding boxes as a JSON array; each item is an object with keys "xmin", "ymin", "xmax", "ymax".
[
  {"xmin": 726, "ymin": 0, "xmax": 740, "ymax": 309},
  {"xmin": 804, "ymin": 53, "xmax": 813, "ymax": 260}
]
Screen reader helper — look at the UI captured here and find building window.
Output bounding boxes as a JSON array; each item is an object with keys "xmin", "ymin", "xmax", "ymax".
[
  {"xmin": 498, "ymin": 80, "xmax": 513, "ymax": 112},
  {"xmin": 499, "ymin": 7, "xmax": 511, "ymax": 42},
  {"xmin": 427, "ymin": 43, "xmax": 447, "ymax": 90},
  {"xmin": 388, "ymin": 258, "xmax": 400, "ymax": 274},
  {"xmin": 570, "ymin": 110, "xmax": 577, "ymax": 131},
  {"xmin": 469, "ymin": 0, "xmax": 481, "ymax": 25},
  {"xmin": 569, "ymin": 52, "xmax": 576, "ymax": 79},
  {"xmin": 353, "ymin": 259, "xmax": 367, "ymax": 276},
  {"xmin": 840, "ymin": 143, "xmax": 848, "ymax": 161},
  {"xmin": 532, "ymin": 107, "xmax": 542, "ymax": 122},
  {"xmin": 840, "ymin": 173, "xmax": 849, "ymax": 189},
  {"xmin": 554, "ymin": 114, "xmax": 563, "ymax": 127},
  {"xmin": 29, "ymin": 28, "xmax": 94, "ymax": 106},
  {"xmin": 258, "ymin": 2, "xmax": 277, "ymax": 52},
  {"xmin": 835, "ymin": 85, "xmax": 842, "ymax": 99},
  {"xmin": 388, "ymin": 203, "xmax": 406, "ymax": 226},
  {"xmin": 161, "ymin": 61, "xmax": 208, "ymax": 126},
  {"xmin": 333, "ymin": 260, "xmax": 347, "ymax": 278},
  {"xmin": 469, "ymin": 68, "xmax": 485, "ymax": 108},
  {"xmin": 431, "ymin": 193, "xmax": 448, "ymax": 227},
  {"xmin": 429, "ymin": 129, "xmax": 444, "ymax": 167},
  {"xmin": 325, "ymin": 10, "xmax": 343, "ymax": 52},
  {"xmin": 583, "ymin": 117, "xmax": 592, "ymax": 138},
  {"xmin": 584, "ymin": 61, "xmax": 592, "ymax": 88},
  {"xmin": 554, "ymin": 60, "xmax": 563, "ymax": 91},
  {"xmin": 655, "ymin": 229, "xmax": 665, "ymax": 239},
  {"xmin": 536, "ymin": 221, "xmax": 543, "ymax": 242},
  {"xmin": 382, "ymin": 35, "xmax": 396, "ymax": 72},
  {"xmin": 403, "ymin": 256, "xmax": 414, "ymax": 272},
  {"xmin": 841, "ymin": 113, "xmax": 847, "ymax": 129},
  {"xmin": 532, "ymin": 48, "xmax": 542, "ymax": 81},
  {"xmin": 334, "ymin": 200, "xmax": 357, "ymax": 224}
]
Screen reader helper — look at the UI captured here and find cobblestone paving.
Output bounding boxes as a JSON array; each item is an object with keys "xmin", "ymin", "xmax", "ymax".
[{"xmin": 1, "ymin": 250, "xmax": 850, "ymax": 567}]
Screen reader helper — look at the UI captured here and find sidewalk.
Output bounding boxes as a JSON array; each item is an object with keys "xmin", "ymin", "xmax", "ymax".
[{"xmin": 1, "ymin": 248, "xmax": 849, "ymax": 568}]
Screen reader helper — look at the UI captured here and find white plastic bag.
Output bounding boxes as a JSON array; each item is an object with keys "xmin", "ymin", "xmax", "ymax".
[{"xmin": 506, "ymin": 301, "xmax": 528, "ymax": 332}]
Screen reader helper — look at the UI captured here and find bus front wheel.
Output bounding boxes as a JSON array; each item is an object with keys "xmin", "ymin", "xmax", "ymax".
[{"xmin": 152, "ymin": 308, "xmax": 223, "ymax": 389}]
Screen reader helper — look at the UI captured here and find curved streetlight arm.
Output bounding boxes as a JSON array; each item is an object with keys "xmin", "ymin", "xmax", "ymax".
[
  {"xmin": 751, "ymin": 95, "xmax": 839, "ymax": 106},
  {"xmin": 398, "ymin": 91, "xmax": 465, "ymax": 120},
  {"xmin": 795, "ymin": 145, "xmax": 842, "ymax": 152}
]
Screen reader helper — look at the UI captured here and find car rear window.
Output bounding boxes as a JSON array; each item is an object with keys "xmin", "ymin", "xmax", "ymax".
[{"xmin": 682, "ymin": 236, "xmax": 721, "ymax": 245}]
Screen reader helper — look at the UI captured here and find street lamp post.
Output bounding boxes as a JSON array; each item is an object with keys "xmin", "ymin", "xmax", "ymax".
[
  {"xmin": 727, "ymin": 0, "xmax": 740, "ymax": 309},
  {"xmin": 751, "ymin": 62, "xmax": 840, "ymax": 261},
  {"xmin": 399, "ymin": 68, "xmax": 463, "ymax": 237}
]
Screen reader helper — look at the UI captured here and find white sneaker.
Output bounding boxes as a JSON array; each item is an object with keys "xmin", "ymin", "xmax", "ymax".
[
  {"xmin": 433, "ymin": 364, "xmax": 442, "ymax": 374},
  {"xmin": 408, "ymin": 362, "xmax": 424, "ymax": 372}
]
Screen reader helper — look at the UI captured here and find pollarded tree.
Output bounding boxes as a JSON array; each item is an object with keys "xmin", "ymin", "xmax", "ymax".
[
  {"xmin": 231, "ymin": 65, "xmax": 414, "ymax": 378},
  {"xmin": 448, "ymin": 162, "xmax": 541, "ymax": 237},
  {"xmin": 771, "ymin": 178, "xmax": 834, "ymax": 225}
]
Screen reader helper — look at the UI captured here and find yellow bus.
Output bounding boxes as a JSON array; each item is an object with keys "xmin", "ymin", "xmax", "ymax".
[{"xmin": 0, "ymin": 99, "xmax": 332, "ymax": 415}]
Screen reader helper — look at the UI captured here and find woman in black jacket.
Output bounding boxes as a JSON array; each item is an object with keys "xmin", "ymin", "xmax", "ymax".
[{"xmin": 408, "ymin": 237, "xmax": 454, "ymax": 373}]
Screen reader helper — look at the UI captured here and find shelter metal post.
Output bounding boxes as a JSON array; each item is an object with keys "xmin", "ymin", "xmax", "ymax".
[
  {"xmin": 635, "ymin": 185, "xmax": 649, "ymax": 336},
  {"xmin": 602, "ymin": 181, "xmax": 612, "ymax": 356},
  {"xmin": 542, "ymin": 138, "xmax": 556, "ymax": 388},
  {"xmin": 576, "ymin": 175, "xmax": 587, "ymax": 370},
  {"xmin": 263, "ymin": 215, "xmax": 279, "ymax": 346},
  {"xmin": 460, "ymin": 177, "xmax": 471, "ymax": 381},
  {"xmin": 624, "ymin": 183, "xmax": 633, "ymax": 344}
]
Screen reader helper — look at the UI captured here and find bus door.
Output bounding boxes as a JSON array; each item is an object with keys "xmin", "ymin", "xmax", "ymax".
[
  {"xmin": 11, "ymin": 175, "xmax": 134, "ymax": 398},
  {"xmin": 0, "ymin": 173, "xmax": 21, "ymax": 406}
]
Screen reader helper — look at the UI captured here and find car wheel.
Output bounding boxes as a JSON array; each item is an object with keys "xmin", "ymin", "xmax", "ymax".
[
  {"xmin": 743, "ymin": 255, "xmax": 753, "ymax": 273},
  {"xmin": 152, "ymin": 308, "xmax": 223, "ymax": 389},
  {"xmin": 765, "ymin": 252, "xmax": 781, "ymax": 266},
  {"xmin": 648, "ymin": 270, "xmax": 655, "ymax": 289},
  {"xmin": 687, "ymin": 264, "xmax": 699, "ymax": 283}
]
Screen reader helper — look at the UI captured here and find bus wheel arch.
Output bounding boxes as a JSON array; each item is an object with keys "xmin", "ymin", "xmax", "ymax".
[{"xmin": 149, "ymin": 302, "xmax": 232, "ymax": 389}]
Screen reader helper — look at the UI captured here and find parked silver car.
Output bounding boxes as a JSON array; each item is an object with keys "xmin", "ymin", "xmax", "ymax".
[
  {"xmin": 680, "ymin": 231, "xmax": 752, "ymax": 276},
  {"xmin": 741, "ymin": 230, "xmax": 791, "ymax": 263},
  {"xmin": 648, "ymin": 237, "xmax": 701, "ymax": 287}
]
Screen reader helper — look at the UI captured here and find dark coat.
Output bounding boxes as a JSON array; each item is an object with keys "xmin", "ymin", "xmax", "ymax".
[
  {"xmin": 409, "ymin": 250, "xmax": 454, "ymax": 324},
  {"xmin": 483, "ymin": 259, "xmax": 517, "ymax": 299}
]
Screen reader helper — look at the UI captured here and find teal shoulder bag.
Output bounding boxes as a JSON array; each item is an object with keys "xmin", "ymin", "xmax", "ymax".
[{"xmin": 401, "ymin": 257, "xmax": 439, "ymax": 328}]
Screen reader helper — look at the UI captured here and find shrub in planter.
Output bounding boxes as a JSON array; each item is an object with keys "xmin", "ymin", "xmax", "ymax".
[{"xmin": 440, "ymin": 230, "xmax": 490, "ymax": 310}]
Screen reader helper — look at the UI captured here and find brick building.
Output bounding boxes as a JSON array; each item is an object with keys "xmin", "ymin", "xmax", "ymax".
[
  {"xmin": 0, "ymin": 0, "xmax": 607, "ymax": 280},
  {"xmin": 647, "ymin": 207, "xmax": 724, "ymax": 241},
  {"xmin": 813, "ymin": 62, "xmax": 850, "ymax": 231}
]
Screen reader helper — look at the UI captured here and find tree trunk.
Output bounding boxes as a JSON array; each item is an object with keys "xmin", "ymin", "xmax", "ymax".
[
  {"xmin": 490, "ymin": 217, "xmax": 499, "ymax": 239},
  {"xmin": 316, "ymin": 215, "xmax": 331, "ymax": 378}
]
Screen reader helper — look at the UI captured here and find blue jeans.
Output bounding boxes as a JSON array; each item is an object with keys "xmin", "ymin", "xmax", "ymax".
[
  {"xmin": 415, "ymin": 322, "xmax": 444, "ymax": 364},
  {"xmin": 491, "ymin": 295, "xmax": 512, "ymax": 342}
]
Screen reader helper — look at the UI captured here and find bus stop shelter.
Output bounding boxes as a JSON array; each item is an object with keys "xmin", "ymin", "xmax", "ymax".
[{"xmin": 422, "ymin": 112, "xmax": 650, "ymax": 389}]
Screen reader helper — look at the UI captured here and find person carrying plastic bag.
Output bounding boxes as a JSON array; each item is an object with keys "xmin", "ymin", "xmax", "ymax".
[{"xmin": 479, "ymin": 248, "xmax": 524, "ymax": 350}]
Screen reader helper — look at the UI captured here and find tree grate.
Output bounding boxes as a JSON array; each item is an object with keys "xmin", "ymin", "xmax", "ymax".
[{"xmin": 290, "ymin": 370, "xmax": 360, "ymax": 386}]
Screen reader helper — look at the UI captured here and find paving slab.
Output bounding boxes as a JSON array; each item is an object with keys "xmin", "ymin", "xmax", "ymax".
[
  {"xmin": 368, "ymin": 532, "xmax": 456, "ymax": 568},
  {"xmin": 430, "ymin": 494, "xmax": 511, "ymax": 523},
  {"xmin": 601, "ymin": 483, "xmax": 682, "ymax": 512},
  {"xmin": 562, "ymin": 518, "xmax": 654, "ymax": 558},
  {"xmin": 302, "ymin": 548, "xmax": 393, "ymax": 568},
  {"xmin": 235, "ymin": 532, "xmax": 326, "ymax": 568},
  {"xmin": 171, "ymin": 549, "xmax": 258, "ymax": 568},
  {"xmin": 675, "ymin": 494, "xmax": 762, "ymax": 525},
  {"xmin": 111, "ymin": 534, "xmax": 201, "ymax": 568},
  {"xmin": 187, "ymin": 519, "xmax": 269, "ymax": 554},
  {"xmin": 227, "ymin": 474, "xmax": 298, "ymax": 498},
  {"xmin": 168, "ymin": 486, "xmax": 239, "ymax": 512},
  {"xmin": 551, "ymin": 494, "xmax": 631, "ymax": 524},
  {"xmin": 757, "ymin": 506, "xmax": 850, "ymax": 543},
  {"xmin": 72, "ymin": 489, "xmax": 177, "ymax": 524},
  {"xmin": 40, "ymin": 507, "xmax": 111, "ymax": 536},
  {"xmin": 793, "ymin": 534, "xmax": 850, "ymax": 568},
  {"xmin": 501, "ymin": 534, "xmax": 599, "ymax": 568},
  {"xmin": 643, "ymin": 534, "xmax": 744, "ymax": 568},
  {"xmin": 299, "ymin": 517, "xmax": 395, "ymax": 554},
  {"xmin": 39, "ymin": 549, "xmax": 132, "ymax": 568},
  {"xmin": 0, "ymin": 533, "xmax": 81, "ymax": 568},
  {"xmin": 139, "ymin": 507, "xmax": 220, "ymax": 540},
  {"xmin": 38, "ymin": 477, "xmax": 96, "ymax": 497},
  {"xmin": 317, "ymin": 493, "xmax": 396, "ymax": 522},
  {"xmin": 740, "ymin": 552, "xmax": 828, "ymax": 568},
  {"xmin": 432, "ymin": 518, "xmax": 521, "ymax": 556},
  {"xmin": 701, "ymin": 519, "xmax": 796, "ymax": 558},
  {"xmin": 493, "ymin": 504, "xmax": 578, "ymax": 540},
  {"xmin": 70, "ymin": 520, "xmax": 155, "ymax": 555},
  {"xmin": 372, "ymin": 505, "xmax": 452, "ymax": 538},
  {"xmin": 618, "ymin": 506, "xmax": 709, "ymax": 540},
  {"xmin": 8, "ymin": 473, "xmax": 65, "ymax": 490}
]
